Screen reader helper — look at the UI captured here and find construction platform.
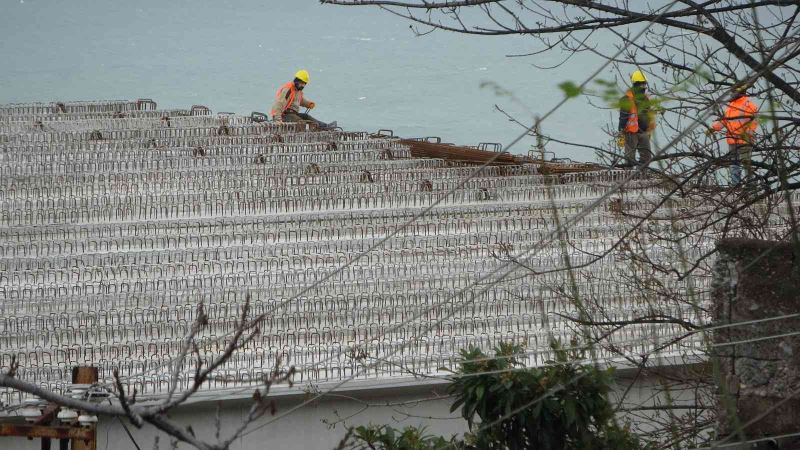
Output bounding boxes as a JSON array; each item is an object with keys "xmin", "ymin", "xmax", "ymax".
[{"xmin": 0, "ymin": 98, "xmax": 720, "ymax": 408}]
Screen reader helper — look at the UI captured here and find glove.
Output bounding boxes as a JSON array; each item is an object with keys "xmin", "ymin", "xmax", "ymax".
[
  {"xmin": 307, "ymin": 102, "xmax": 316, "ymax": 110},
  {"xmin": 616, "ymin": 133, "xmax": 626, "ymax": 148}
]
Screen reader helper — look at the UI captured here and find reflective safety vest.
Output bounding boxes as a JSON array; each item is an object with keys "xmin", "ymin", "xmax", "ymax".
[
  {"xmin": 712, "ymin": 95, "xmax": 758, "ymax": 145},
  {"xmin": 270, "ymin": 81, "xmax": 304, "ymax": 117},
  {"xmin": 622, "ymin": 90, "xmax": 655, "ymax": 133}
]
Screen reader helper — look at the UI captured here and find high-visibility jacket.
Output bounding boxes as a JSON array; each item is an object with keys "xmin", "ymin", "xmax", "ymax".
[
  {"xmin": 619, "ymin": 90, "xmax": 656, "ymax": 133},
  {"xmin": 270, "ymin": 81, "xmax": 310, "ymax": 118},
  {"xmin": 711, "ymin": 95, "xmax": 758, "ymax": 144}
]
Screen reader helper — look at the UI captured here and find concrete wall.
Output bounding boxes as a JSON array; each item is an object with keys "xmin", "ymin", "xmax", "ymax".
[
  {"xmin": 8, "ymin": 371, "xmax": 701, "ymax": 450},
  {"xmin": 11, "ymin": 380, "xmax": 462, "ymax": 450},
  {"xmin": 712, "ymin": 239, "xmax": 800, "ymax": 443}
]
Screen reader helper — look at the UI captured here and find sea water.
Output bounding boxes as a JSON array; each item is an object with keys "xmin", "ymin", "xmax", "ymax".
[{"xmin": 1, "ymin": 0, "xmax": 624, "ymax": 160}]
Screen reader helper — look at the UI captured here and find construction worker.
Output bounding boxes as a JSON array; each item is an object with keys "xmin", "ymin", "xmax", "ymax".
[
  {"xmin": 708, "ymin": 85, "xmax": 759, "ymax": 185},
  {"xmin": 617, "ymin": 70, "xmax": 656, "ymax": 167},
  {"xmin": 270, "ymin": 69, "xmax": 336, "ymax": 129}
]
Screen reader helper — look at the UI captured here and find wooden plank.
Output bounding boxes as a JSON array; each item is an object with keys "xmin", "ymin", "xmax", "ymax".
[
  {"xmin": 33, "ymin": 404, "xmax": 60, "ymax": 426},
  {"xmin": 0, "ymin": 423, "xmax": 93, "ymax": 440},
  {"xmin": 72, "ymin": 366, "xmax": 98, "ymax": 450},
  {"xmin": 399, "ymin": 139, "xmax": 519, "ymax": 165},
  {"xmin": 73, "ymin": 428, "xmax": 96, "ymax": 450},
  {"xmin": 398, "ymin": 139, "xmax": 602, "ymax": 175},
  {"xmin": 71, "ymin": 366, "xmax": 98, "ymax": 385}
]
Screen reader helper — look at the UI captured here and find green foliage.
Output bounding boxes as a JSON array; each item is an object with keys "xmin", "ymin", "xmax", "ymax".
[
  {"xmin": 347, "ymin": 425, "xmax": 464, "ymax": 450},
  {"xmin": 479, "ymin": 80, "xmax": 515, "ymax": 99},
  {"xmin": 593, "ymin": 78, "xmax": 623, "ymax": 105},
  {"xmin": 450, "ymin": 341, "xmax": 643, "ymax": 450},
  {"xmin": 558, "ymin": 81, "xmax": 584, "ymax": 99},
  {"xmin": 347, "ymin": 341, "xmax": 646, "ymax": 450},
  {"xmin": 592, "ymin": 77, "xmax": 668, "ymax": 117}
]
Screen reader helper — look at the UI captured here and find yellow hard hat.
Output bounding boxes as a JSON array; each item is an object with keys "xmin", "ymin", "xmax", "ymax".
[
  {"xmin": 630, "ymin": 70, "xmax": 648, "ymax": 83},
  {"xmin": 294, "ymin": 69, "xmax": 310, "ymax": 84}
]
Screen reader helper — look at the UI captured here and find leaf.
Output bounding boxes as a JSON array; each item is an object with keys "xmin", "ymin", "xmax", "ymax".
[
  {"xmin": 532, "ymin": 401, "xmax": 543, "ymax": 418},
  {"xmin": 384, "ymin": 426, "xmax": 394, "ymax": 442},
  {"xmin": 558, "ymin": 81, "xmax": 583, "ymax": 99},
  {"xmin": 593, "ymin": 78, "xmax": 616, "ymax": 87},
  {"xmin": 465, "ymin": 398, "xmax": 479, "ymax": 424},
  {"xmin": 479, "ymin": 80, "xmax": 514, "ymax": 99},
  {"xmin": 564, "ymin": 397, "xmax": 577, "ymax": 426}
]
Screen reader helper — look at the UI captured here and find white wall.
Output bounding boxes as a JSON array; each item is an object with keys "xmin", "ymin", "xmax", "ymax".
[{"xmin": 10, "ymin": 369, "xmax": 705, "ymax": 450}]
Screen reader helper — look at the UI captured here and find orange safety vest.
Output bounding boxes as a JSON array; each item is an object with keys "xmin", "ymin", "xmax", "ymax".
[
  {"xmin": 270, "ymin": 81, "xmax": 304, "ymax": 117},
  {"xmin": 712, "ymin": 95, "xmax": 758, "ymax": 145},
  {"xmin": 622, "ymin": 90, "xmax": 655, "ymax": 133}
]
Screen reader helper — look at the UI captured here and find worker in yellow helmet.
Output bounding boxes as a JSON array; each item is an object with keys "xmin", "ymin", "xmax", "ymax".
[
  {"xmin": 270, "ymin": 69, "xmax": 336, "ymax": 129},
  {"xmin": 616, "ymin": 70, "xmax": 657, "ymax": 167}
]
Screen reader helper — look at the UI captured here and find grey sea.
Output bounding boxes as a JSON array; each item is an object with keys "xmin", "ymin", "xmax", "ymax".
[{"xmin": 1, "ymin": 0, "xmax": 621, "ymax": 160}]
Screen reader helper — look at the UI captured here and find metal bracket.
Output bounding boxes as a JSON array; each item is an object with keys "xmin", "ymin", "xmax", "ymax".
[
  {"xmin": 190, "ymin": 105, "xmax": 211, "ymax": 116},
  {"xmin": 477, "ymin": 142, "xmax": 503, "ymax": 152},
  {"xmin": 409, "ymin": 136, "xmax": 441, "ymax": 144},
  {"xmin": 250, "ymin": 112, "xmax": 269, "ymax": 123},
  {"xmin": 136, "ymin": 98, "xmax": 157, "ymax": 111}
]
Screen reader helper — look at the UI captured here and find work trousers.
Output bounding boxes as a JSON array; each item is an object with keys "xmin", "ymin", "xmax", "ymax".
[
  {"xmin": 623, "ymin": 132, "xmax": 652, "ymax": 166},
  {"xmin": 728, "ymin": 143, "xmax": 753, "ymax": 185},
  {"xmin": 282, "ymin": 111, "xmax": 329, "ymax": 129}
]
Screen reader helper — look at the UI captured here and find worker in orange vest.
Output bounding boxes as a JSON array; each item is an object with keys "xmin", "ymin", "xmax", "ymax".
[
  {"xmin": 708, "ymin": 85, "xmax": 759, "ymax": 185},
  {"xmin": 270, "ymin": 69, "xmax": 336, "ymax": 129},
  {"xmin": 617, "ymin": 70, "xmax": 657, "ymax": 167}
]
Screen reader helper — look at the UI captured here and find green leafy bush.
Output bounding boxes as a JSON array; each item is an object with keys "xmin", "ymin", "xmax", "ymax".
[
  {"xmin": 348, "ymin": 425, "xmax": 464, "ymax": 450},
  {"xmin": 347, "ymin": 341, "xmax": 644, "ymax": 450},
  {"xmin": 451, "ymin": 342, "xmax": 643, "ymax": 450}
]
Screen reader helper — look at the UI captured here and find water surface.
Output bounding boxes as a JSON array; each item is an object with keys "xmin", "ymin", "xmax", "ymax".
[{"xmin": 1, "ymin": 0, "xmax": 626, "ymax": 160}]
